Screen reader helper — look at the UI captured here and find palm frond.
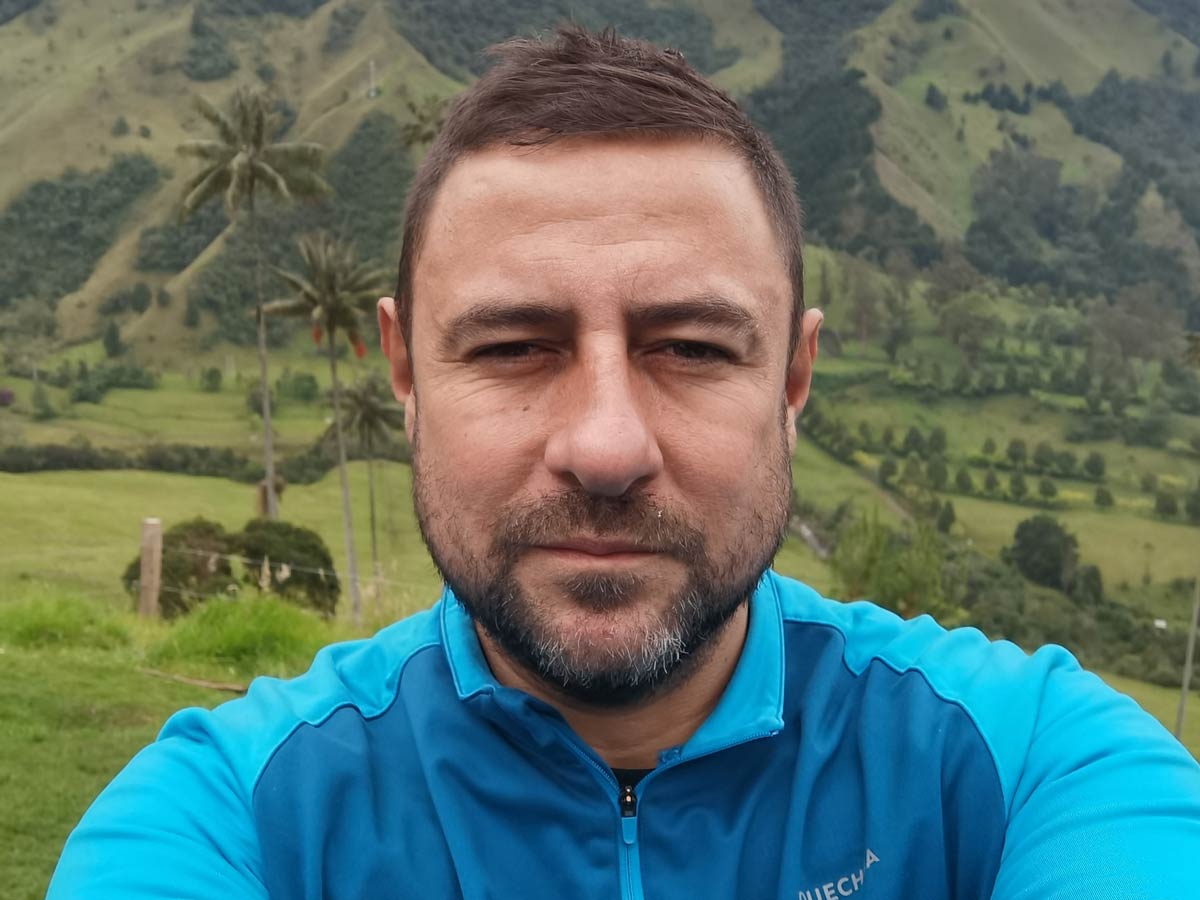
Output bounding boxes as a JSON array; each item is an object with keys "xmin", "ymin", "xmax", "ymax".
[
  {"xmin": 180, "ymin": 165, "xmax": 231, "ymax": 221},
  {"xmin": 224, "ymin": 151, "xmax": 252, "ymax": 218},
  {"xmin": 252, "ymin": 159, "xmax": 292, "ymax": 203},
  {"xmin": 271, "ymin": 266, "xmax": 319, "ymax": 301},
  {"xmin": 176, "ymin": 140, "xmax": 235, "ymax": 162},
  {"xmin": 278, "ymin": 168, "xmax": 333, "ymax": 200},
  {"xmin": 261, "ymin": 297, "xmax": 312, "ymax": 318},
  {"xmin": 262, "ymin": 141, "xmax": 326, "ymax": 171},
  {"xmin": 192, "ymin": 94, "xmax": 240, "ymax": 147}
]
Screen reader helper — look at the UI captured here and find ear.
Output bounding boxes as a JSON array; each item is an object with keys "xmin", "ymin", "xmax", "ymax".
[
  {"xmin": 377, "ymin": 297, "xmax": 417, "ymax": 435},
  {"xmin": 784, "ymin": 308, "xmax": 823, "ymax": 454}
]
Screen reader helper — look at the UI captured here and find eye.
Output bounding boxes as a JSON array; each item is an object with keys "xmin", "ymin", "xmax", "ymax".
[
  {"xmin": 662, "ymin": 341, "xmax": 733, "ymax": 363},
  {"xmin": 473, "ymin": 342, "xmax": 543, "ymax": 360}
]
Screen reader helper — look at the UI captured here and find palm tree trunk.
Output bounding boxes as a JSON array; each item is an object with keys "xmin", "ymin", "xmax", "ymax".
[
  {"xmin": 367, "ymin": 453, "xmax": 380, "ymax": 582},
  {"xmin": 251, "ymin": 206, "xmax": 279, "ymax": 520},
  {"xmin": 328, "ymin": 331, "xmax": 363, "ymax": 625}
]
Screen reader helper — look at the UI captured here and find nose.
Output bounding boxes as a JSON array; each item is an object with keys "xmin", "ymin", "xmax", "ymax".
[{"xmin": 543, "ymin": 353, "xmax": 664, "ymax": 497}]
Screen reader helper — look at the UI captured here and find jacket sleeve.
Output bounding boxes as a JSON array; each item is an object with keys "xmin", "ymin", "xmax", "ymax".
[
  {"xmin": 46, "ymin": 704, "xmax": 268, "ymax": 900},
  {"xmin": 988, "ymin": 655, "xmax": 1200, "ymax": 899}
]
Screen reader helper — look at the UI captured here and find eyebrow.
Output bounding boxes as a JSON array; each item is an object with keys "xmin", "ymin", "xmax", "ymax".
[
  {"xmin": 627, "ymin": 294, "xmax": 761, "ymax": 351},
  {"xmin": 438, "ymin": 292, "xmax": 762, "ymax": 355},
  {"xmin": 439, "ymin": 301, "xmax": 575, "ymax": 355}
]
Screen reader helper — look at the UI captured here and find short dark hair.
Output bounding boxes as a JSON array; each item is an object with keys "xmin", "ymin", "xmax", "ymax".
[{"xmin": 394, "ymin": 23, "xmax": 804, "ymax": 353}]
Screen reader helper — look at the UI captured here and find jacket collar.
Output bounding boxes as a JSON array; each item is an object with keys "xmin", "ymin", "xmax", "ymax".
[{"xmin": 438, "ymin": 570, "xmax": 786, "ymax": 759}]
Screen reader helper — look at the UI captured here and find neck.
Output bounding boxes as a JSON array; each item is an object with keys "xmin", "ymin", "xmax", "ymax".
[{"xmin": 476, "ymin": 602, "xmax": 750, "ymax": 770}]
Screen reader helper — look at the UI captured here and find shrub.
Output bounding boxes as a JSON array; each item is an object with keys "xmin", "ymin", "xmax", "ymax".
[
  {"xmin": 246, "ymin": 384, "xmax": 274, "ymax": 418},
  {"xmin": 31, "ymin": 380, "xmax": 56, "ymax": 420},
  {"xmin": 0, "ymin": 386, "xmax": 13, "ymax": 407},
  {"xmin": 200, "ymin": 367, "xmax": 223, "ymax": 392},
  {"xmin": 0, "ymin": 596, "xmax": 131, "ymax": 650},
  {"xmin": 138, "ymin": 124, "xmax": 151, "ymax": 139},
  {"xmin": 925, "ymin": 83, "xmax": 948, "ymax": 112},
  {"xmin": 954, "ymin": 466, "xmax": 973, "ymax": 493},
  {"xmin": 122, "ymin": 518, "xmax": 239, "ymax": 619},
  {"xmin": 111, "ymin": 115, "xmax": 130, "ymax": 137},
  {"xmin": 276, "ymin": 368, "xmax": 319, "ymax": 403},
  {"xmin": 1037, "ymin": 477, "xmax": 1058, "ymax": 501},
  {"xmin": 1009, "ymin": 470, "xmax": 1028, "ymax": 500},
  {"xmin": 182, "ymin": 13, "xmax": 239, "ymax": 81},
  {"xmin": 147, "ymin": 596, "xmax": 329, "ymax": 678},
  {"xmin": 1140, "ymin": 472, "xmax": 1159, "ymax": 494},
  {"xmin": 102, "ymin": 320, "xmax": 124, "ymax": 358},
  {"xmin": 1155, "ymin": 491, "xmax": 1179, "ymax": 518},
  {"xmin": 1094, "ymin": 486, "xmax": 1114, "ymax": 508},
  {"xmin": 1083, "ymin": 451, "xmax": 1105, "ymax": 480},
  {"xmin": 1185, "ymin": 490, "xmax": 1200, "ymax": 524},
  {"xmin": 878, "ymin": 455, "xmax": 898, "ymax": 486},
  {"xmin": 936, "ymin": 501, "xmax": 956, "ymax": 533},
  {"xmin": 985, "ymin": 467, "xmax": 1000, "ymax": 493},
  {"xmin": 237, "ymin": 519, "xmax": 339, "ymax": 616},
  {"xmin": 1006, "ymin": 438, "xmax": 1027, "ymax": 467},
  {"xmin": 1008, "ymin": 514, "xmax": 1078, "ymax": 590},
  {"xmin": 1068, "ymin": 564, "xmax": 1104, "ymax": 606}
]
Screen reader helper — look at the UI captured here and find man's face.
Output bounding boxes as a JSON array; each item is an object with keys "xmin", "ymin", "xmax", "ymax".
[{"xmin": 381, "ymin": 136, "xmax": 818, "ymax": 706}]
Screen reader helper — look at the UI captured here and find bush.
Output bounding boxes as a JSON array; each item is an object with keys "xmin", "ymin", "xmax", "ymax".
[
  {"xmin": 1009, "ymin": 470, "xmax": 1028, "ymax": 500},
  {"xmin": 200, "ymin": 366, "xmax": 222, "ymax": 392},
  {"xmin": 925, "ymin": 83, "xmax": 948, "ymax": 112},
  {"xmin": 102, "ymin": 320, "xmax": 124, "ymax": 358},
  {"xmin": 237, "ymin": 519, "xmax": 339, "ymax": 616},
  {"xmin": 147, "ymin": 596, "xmax": 329, "ymax": 678},
  {"xmin": 913, "ymin": 0, "xmax": 960, "ymax": 22},
  {"xmin": 0, "ymin": 596, "xmax": 130, "ymax": 650},
  {"xmin": 182, "ymin": 13, "xmax": 239, "ymax": 81},
  {"xmin": 1083, "ymin": 451, "xmax": 1106, "ymax": 480},
  {"xmin": 1094, "ymin": 486, "xmax": 1115, "ymax": 508},
  {"xmin": 1008, "ymin": 514, "xmax": 1078, "ymax": 590},
  {"xmin": 1186, "ymin": 490, "xmax": 1200, "ymax": 524},
  {"xmin": 122, "ymin": 518, "xmax": 239, "ymax": 619},
  {"xmin": 100, "ymin": 282, "xmax": 152, "ymax": 316},
  {"xmin": 0, "ymin": 386, "xmax": 13, "ymax": 407},
  {"xmin": 246, "ymin": 383, "xmax": 274, "ymax": 418},
  {"xmin": 31, "ymin": 380, "xmax": 55, "ymax": 420},
  {"xmin": 111, "ymin": 115, "xmax": 130, "ymax": 137},
  {"xmin": 276, "ymin": 368, "xmax": 318, "ymax": 403},
  {"xmin": 1155, "ymin": 491, "xmax": 1179, "ymax": 518},
  {"xmin": 1037, "ymin": 477, "xmax": 1058, "ymax": 501}
]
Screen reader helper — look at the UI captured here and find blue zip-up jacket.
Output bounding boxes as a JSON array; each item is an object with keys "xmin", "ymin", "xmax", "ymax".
[{"xmin": 49, "ymin": 572, "xmax": 1200, "ymax": 899}]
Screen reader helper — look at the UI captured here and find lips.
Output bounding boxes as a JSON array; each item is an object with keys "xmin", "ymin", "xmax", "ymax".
[{"xmin": 537, "ymin": 538, "xmax": 655, "ymax": 556}]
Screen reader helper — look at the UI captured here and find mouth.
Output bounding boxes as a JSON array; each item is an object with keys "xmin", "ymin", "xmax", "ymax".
[{"xmin": 532, "ymin": 538, "xmax": 661, "ymax": 563}]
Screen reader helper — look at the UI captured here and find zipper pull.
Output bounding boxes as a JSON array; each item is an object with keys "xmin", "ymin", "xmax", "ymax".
[
  {"xmin": 619, "ymin": 783, "xmax": 638, "ymax": 845},
  {"xmin": 620, "ymin": 783, "xmax": 639, "ymax": 820}
]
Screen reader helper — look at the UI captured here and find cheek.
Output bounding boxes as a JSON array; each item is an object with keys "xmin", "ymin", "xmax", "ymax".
[
  {"xmin": 658, "ymin": 401, "xmax": 785, "ymax": 510},
  {"xmin": 418, "ymin": 396, "xmax": 548, "ymax": 509}
]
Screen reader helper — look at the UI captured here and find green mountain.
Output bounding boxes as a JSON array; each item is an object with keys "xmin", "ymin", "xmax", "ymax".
[{"xmin": 1, "ymin": 0, "xmax": 1198, "ymax": 339}]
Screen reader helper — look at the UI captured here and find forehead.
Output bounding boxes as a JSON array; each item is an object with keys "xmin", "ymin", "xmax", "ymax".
[{"xmin": 412, "ymin": 135, "xmax": 790, "ymax": 329}]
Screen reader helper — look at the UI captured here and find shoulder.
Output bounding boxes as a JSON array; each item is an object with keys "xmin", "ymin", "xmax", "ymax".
[
  {"xmin": 765, "ymin": 571, "xmax": 1179, "ymax": 814},
  {"xmin": 158, "ymin": 602, "xmax": 444, "ymax": 796}
]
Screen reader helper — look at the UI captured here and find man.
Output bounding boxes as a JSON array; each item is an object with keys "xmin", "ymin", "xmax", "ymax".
[{"xmin": 50, "ymin": 25, "xmax": 1200, "ymax": 900}]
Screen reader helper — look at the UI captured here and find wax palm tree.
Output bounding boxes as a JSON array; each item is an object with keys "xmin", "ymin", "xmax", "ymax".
[
  {"xmin": 340, "ymin": 373, "xmax": 406, "ymax": 581},
  {"xmin": 177, "ymin": 87, "xmax": 330, "ymax": 520},
  {"xmin": 265, "ymin": 232, "xmax": 387, "ymax": 625}
]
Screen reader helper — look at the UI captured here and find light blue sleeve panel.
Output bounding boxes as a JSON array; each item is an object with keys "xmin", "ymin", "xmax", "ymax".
[
  {"xmin": 46, "ymin": 609, "xmax": 441, "ymax": 900},
  {"xmin": 821, "ymin": 592, "xmax": 1200, "ymax": 899},
  {"xmin": 45, "ymin": 700, "xmax": 269, "ymax": 899},
  {"xmin": 986, "ymin": 647, "xmax": 1200, "ymax": 899}
]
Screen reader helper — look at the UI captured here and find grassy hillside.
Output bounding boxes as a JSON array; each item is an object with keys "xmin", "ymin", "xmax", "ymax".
[{"xmin": 853, "ymin": 0, "xmax": 1199, "ymax": 239}]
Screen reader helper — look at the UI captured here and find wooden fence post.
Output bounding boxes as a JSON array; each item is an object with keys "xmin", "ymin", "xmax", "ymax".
[{"xmin": 138, "ymin": 517, "xmax": 163, "ymax": 619}]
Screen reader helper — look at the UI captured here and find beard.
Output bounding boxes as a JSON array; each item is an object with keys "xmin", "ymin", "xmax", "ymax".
[{"xmin": 410, "ymin": 411, "xmax": 793, "ymax": 708}]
